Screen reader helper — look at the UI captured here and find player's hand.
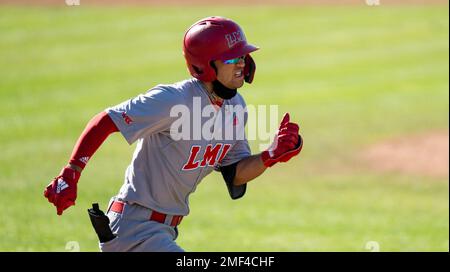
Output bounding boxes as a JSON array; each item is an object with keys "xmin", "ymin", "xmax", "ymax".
[
  {"xmin": 261, "ymin": 113, "xmax": 303, "ymax": 167},
  {"xmin": 44, "ymin": 166, "xmax": 80, "ymax": 215}
]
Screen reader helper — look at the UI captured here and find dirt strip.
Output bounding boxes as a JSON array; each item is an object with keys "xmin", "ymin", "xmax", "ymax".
[{"xmin": 360, "ymin": 130, "xmax": 449, "ymax": 178}]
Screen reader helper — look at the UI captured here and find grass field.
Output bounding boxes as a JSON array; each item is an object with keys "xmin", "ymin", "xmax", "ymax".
[{"xmin": 0, "ymin": 5, "xmax": 448, "ymax": 251}]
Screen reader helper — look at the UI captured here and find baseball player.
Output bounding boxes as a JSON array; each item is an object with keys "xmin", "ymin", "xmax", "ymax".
[{"xmin": 44, "ymin": 16, "xmax": 303, "ymax": 252}]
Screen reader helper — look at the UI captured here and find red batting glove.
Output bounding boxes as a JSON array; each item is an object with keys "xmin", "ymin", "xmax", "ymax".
[
  {"xmin": 44, "ymin": 166, "xmax": 80, "ymax": 215},
  {"xmin": 261, "ymin": 113, "xmax": 303, "ymax": 167}
]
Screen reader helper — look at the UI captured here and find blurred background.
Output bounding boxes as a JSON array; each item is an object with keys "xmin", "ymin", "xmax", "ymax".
[{"xmin": 0, "ymin": 0, "xmax": 448, "ymax": 251}]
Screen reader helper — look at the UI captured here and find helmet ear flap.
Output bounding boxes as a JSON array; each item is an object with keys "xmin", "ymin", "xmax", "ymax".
[
  {"xmin": 191, "ymin": 64, "xmax": 216, "ymax": 81},
  {"xmin": 244, "ymin": 54, "xmax": 256, "ymax": 84}
]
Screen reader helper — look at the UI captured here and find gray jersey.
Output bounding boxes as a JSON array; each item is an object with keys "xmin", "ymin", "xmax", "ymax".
[{"xmin": 106, "ymin": 78, "xmax": 251, "ymax": 216}]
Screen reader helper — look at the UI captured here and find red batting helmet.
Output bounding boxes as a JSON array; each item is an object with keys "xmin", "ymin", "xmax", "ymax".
[{"xmin": 183, "ymin": 16, "xmax": 259, "ymax": 83}]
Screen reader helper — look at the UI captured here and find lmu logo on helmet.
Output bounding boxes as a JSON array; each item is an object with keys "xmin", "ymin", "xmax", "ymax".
[{"xmin": 225, "ymin": 31, "xmax": 245, "ymax": 48}]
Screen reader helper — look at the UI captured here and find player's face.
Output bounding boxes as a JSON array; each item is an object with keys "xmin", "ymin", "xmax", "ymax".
[{"xmin": 214, "ymin": 56, "xmax": 246, "ymax": 89}]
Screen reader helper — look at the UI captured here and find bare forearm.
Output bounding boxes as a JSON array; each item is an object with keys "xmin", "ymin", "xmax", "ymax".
[{"xmin": 233, "ymin": 154, "xmax": 267, "ymax": 186}]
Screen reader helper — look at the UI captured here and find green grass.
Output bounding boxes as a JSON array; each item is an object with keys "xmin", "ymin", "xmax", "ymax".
[{"xmin": 0, "ymin": 5, "xmax": 448, "ymax": 251}]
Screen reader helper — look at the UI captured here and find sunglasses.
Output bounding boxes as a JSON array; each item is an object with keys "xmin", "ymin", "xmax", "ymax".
[{"xmin": 223, "ymin": 55, "xmax": 245, "ymax": 64}]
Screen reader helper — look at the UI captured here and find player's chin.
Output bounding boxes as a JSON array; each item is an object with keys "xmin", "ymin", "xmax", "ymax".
[{"xmin": 233, "ymin": 78, "xmax": 245, "ymax": 89}]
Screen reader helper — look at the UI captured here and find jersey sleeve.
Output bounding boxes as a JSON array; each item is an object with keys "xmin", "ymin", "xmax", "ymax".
[
  {"xmin": 218, "ymin": 139, "xmax": 251, "ymax": 167},
  {"xmin": 105, "ymin": 86, "xmax": 184, "ymax": 145}
]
